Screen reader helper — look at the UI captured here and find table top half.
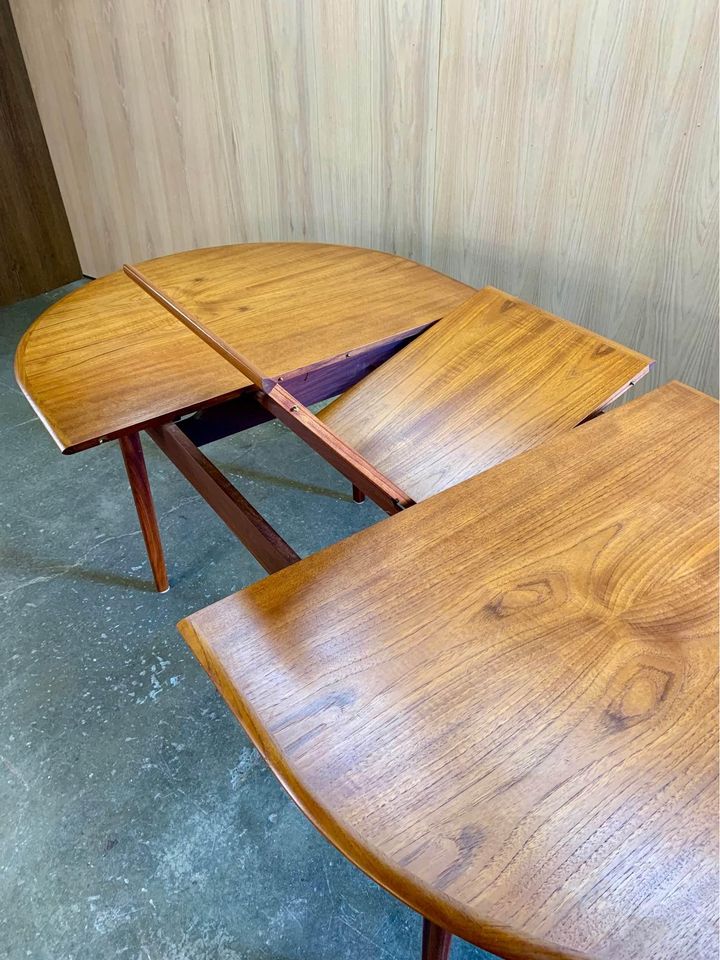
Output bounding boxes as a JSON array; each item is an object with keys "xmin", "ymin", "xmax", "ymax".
[
  {"xmin": 180, "ymin": 380, "xmax": 719, "ymax": 960},
  {"xmin": 14, "ymin": 243, "xmax": 473, "ymax": 453}
]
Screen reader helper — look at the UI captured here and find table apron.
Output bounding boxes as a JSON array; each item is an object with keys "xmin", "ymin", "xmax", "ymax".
[{"xmin": 177, "ymin": 322, "xmax": 433, "ymax": 447}]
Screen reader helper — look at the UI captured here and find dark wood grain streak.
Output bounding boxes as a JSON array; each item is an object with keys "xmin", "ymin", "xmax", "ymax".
[
  {"xmin": 0, "ymin": 0, "xmax": 80, "ymax": 305},
  {"xmin": 179, "ymin": 382, "xmax": 718, "ymax": 960},
  {"xmin": 147, "ymin": 423, "xmax": 299, "ymax": 575},
  {"xmin": 118, "ymin": 433, "xmax": 168, "ymax": 592},
  {"xmin": 320, "ymin": 286, "xmax": 653, "ymax": 502}
]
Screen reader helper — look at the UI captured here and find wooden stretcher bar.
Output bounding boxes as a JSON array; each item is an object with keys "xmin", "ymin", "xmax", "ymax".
[
  {"xmin": 255, "ymin": 384, "xmax": 412, "ymax": 514},
  {"xmin": 147, "ymin": 421, "xmax": 300, "ymax": 574}
]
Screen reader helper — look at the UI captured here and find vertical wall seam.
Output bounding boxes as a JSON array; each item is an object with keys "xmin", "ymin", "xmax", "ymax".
[{"xmin": 427, "ymin": 0, "xmax": 445, "ymax": 267}]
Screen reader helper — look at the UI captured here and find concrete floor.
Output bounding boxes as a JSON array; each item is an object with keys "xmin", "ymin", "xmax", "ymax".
[{"xmin": 1, "ymin": 284, "xmax": 495, "ymax": 960}]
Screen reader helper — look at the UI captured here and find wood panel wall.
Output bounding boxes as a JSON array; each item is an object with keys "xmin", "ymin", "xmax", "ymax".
[
  {"xmin": 10, "ymin": 0, "xmax": 718, "ymax": 394},
  {"xmin": 432, "ymin": 0, "xmax": 719, "ymax": 397},
  {"xmin": 0, "ymin": 0, "xmax": 80, "ymax": 306}
]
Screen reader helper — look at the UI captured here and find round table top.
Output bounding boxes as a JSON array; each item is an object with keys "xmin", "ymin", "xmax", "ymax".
[
  {"xmin": 180, "ymin": 381, "xmax": 719, "ymax": 960},
  {"xmin": 14, "ymin": 243, "xmax": 473, "ymax": 453}
]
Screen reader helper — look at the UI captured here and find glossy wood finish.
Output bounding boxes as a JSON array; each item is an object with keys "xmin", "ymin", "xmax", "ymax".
[
  {"xmin": 124, "ymin": 260, "xmax": 413, "ymax": 513},
  {"xmin": 14, "ymin": 243, "xmax": 473, "ymax": 453},
  {"xmin": 118, "ymin": 433, "xmax": 168, "ymax": 592},
  {"xmin": 123, "ymin": 264, "xmax": 274, "ymax": 391},
  {"xmin": 179, "ymin": 382, "xmax": 719, "ymax": 960},
  {"xmin": 125, "ymin": 262, "xmax": 649, "ymax": 515},
  {"xmin": 147, "ymin": 423, "xmax": 299, "ymax": 575},
  {"xmin": 320, "ymin": 287, "xmax": 652, "ymax": 502},
  {"xmin": 0, "ymin": 0, "xmax": 80, "ymax": 305},
  {"xmin": 422, "ymin": 919, "xmax": 453, "ymax": 960},
  {"xmin": 258, "ymin": 384, "xmax": 412, "ymax": 514}
]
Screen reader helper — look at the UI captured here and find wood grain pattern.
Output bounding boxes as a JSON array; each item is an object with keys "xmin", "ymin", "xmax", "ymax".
[
  {"xmin": 432, "ymin": 0, "xmax": 718, "ymax": 397},
  {"xmin": 0, "ymin": 0, "xmax": 79, "ymax": 305},
  {"xmin": 125, "ymin": 264, "xmax": 648, "ymax": 513},
  {"xmin": 123, "ymin": 263, "xmax": 274, "ymax": 391},
  {"xmin": 179, "ymin": 381, "xmax": 719, "ymax": 960},
  {"xmin": 14, "ymin": 243, "xmax": 473, "ymax": 453},
  {"xmin": 320, "ymin": 286, "xmax": 651, "ymax": 501},
  {"xmin": 9, "ymin": 0, "xmax": 441, "ymax": 278},
  {"xmin": 11, "ymin": 0, "xmax": 717, "ymax": 394},
  {"xmin": 258, "ymin": 383, "xmax": 412, "ymax": 514}
]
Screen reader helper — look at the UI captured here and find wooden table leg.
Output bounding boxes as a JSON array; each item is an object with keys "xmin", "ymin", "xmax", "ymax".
[
  {"xmin": 119, "ymin": 432, "xmax": 169, "ymax": 593},
  {"xmin": 422, "ymin": 918, "xmax": 452, "ymax": 960},
  {"xmin": 352, "ymin": 483, "xmax": 366, "ymax": 503}
]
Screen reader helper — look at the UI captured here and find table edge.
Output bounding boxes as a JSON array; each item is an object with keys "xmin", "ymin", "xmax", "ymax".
[
  {"xmin": 178, "ymin": 613, "xmax": 592, "ymax": 960},
  {"xmin": 176, "ymin": 380, "xmax": 719, "ymax": 959},
  {"xmin": 13, "ymin": 241, "xmax": 476, "ymax": 453},
  {"xmin": 14, "ymin": 318, "xmax": 464, "ymax": 454}
]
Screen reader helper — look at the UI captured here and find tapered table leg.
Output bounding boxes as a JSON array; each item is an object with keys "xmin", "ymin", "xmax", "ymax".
[
  {"xmin": 422, "ymin": 918, "xmax": 452, "ymax": 960},
  {"xmin": 352, "ymin": 483, "xmax": 366, "ymax": 503},
  {"xmin": 119, "ymin": 432, "xmax": 169, "ymax": 592}
]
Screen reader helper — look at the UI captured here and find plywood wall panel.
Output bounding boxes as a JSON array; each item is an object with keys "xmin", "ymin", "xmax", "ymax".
[
  {"xmin": 10, "ymin": 0, "xmax": 718, "ymax": 393},
  {"xmin": 431, "ymin": 0, "xmax": 719, "ymax": 396},
  {"xmin": 10, "ymin": 0, "xmax": 441, "ymax": 278}
]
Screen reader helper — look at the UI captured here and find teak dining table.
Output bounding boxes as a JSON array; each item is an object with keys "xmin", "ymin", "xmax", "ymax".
[
  {"xmin": 14, "ymin": 243, "xmax": 474, "ymax": 590},
  {"xmin": 180, "ymin": 381, "xmax": 719, "ymax": 960},
  {"xmin": 14, "ymin": 241, "xmax": 648, "ymax": 590}
]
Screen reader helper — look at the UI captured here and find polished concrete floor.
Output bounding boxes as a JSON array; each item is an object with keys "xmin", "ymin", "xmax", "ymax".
[{"xmin": 1, "ymin": 284, "xmax": 495, "ymax": 960}]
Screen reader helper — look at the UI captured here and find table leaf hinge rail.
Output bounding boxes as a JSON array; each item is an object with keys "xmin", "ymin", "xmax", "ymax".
[{"xmin": 123, "ymin": 263, "xmax": 414, "ymax": 515}]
